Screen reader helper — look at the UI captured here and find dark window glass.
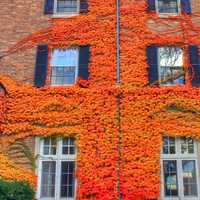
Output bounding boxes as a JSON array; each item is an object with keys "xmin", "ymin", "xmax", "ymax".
[
  {"xmin": 181, "ymin": 138, "xmax": 194, "ymax": 154},
  {"xmin": 41, "ymin": 161, "xmax": 56, "ymax": 197},
  {"xmin": 60, "ymin": 161, "xmax": 75, "ymax": 198},
  {"xmin": 62, "ymin": 137, "xmax": 75, "ymax": 155},
  {"xmin": 162, "ymin": 136, "xmax": 176, "ymax": 154},
  {"xmin": 182, "ymin": 160, "xmax": 198, "ymax": 196},
  {"xmin": 43, "ymin": 138, "xmax": 57, "ymax": 155},
  {"xmin": 57, "ymin": 0, "xmax": 78, "ymax": 13},
  {"xmin": 158, "ymin": 0, "xmax": 179, "ymax": 14},
  {"xmin": 163, "ymin": 160, "xmax": 178, "ymax": 197}
]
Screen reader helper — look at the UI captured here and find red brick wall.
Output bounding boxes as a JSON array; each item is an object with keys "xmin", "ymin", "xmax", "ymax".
[
  {"xmin": 7, "ymin": 137, "xmax": 35, "ymax": 171},
  {"xmin": 0, "ymin": 0, "xmax": 50, "ymax": 84}
]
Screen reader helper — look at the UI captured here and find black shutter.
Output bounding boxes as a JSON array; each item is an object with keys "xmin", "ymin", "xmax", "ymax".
[
  {"xmin": 146, "ymin": 45, "xmax": 159, "ymax": 85},
  {"xmin": 44, "ymin": 0, "xmax": 54, "ymax": 14},
  {"xmin": 80, "ymin": 0, "xmax": 88, "ymax": 13},
  {"xmin": 34, "ymin": 45, "xmax": 48, "ymax": 87},
  {"xmin": 188, "ymin": 45, "xmax": 200, "ymax": 86},
  {"xmin": 147, "ymin": 0, "xmax": 156, "ymax": 12},
  {"xmin": 78, "ymin": 46, "xmax": 90, "ymax": 80},
  {"xmin": 181, "ymin": 0, "xmax": 192, "ymax": 14}
]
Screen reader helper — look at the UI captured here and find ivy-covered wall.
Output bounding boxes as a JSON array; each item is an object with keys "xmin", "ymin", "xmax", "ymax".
[{"xmin": 1, "ymin": 0, "xmax": 200, "ymax": 199}]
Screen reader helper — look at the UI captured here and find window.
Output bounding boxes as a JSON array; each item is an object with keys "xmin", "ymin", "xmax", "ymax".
[
  {"xmin": 161, "ymin": 136, "xmax": 199, "ymax": 199},
  {"xmin": 37, "ymin": 137, "xmax": 76, "ymax": 200},
  {"xmin": 50, "ymin": 48, "xmax": 79, "ymax": 86},
  {"xmin": 156, "ymin": 0, "xmax": 180, "ymax": 15},
  {"xmin": 158, "ymin": 47, "xmax": 184, "ymax": 86},
  {"xmin": 54, "ymin": 0, "xmax": 79, "ymax": 15}
]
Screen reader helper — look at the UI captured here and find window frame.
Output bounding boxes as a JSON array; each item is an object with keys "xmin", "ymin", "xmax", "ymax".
[
  {"xmin": 50, "ymin": 47, "xmax": 79, "ymax": 87},
  {"xmin": 35, "ymin": 137, "xmax": 77, "ymax": 200},
  {"xmin": 160, "ymin": 137, "xmax": 200, "ymax": 200},
  {"xmin": 53, "ymin": 0, "xmax": 80, "ymax": 17},
  {"xmin": 157, "ymin": 46, "xmax": 185, "ymax": 86},
  {"xmin": 155, "ymin": 0, "xmax": 181, "ymax": 16}
]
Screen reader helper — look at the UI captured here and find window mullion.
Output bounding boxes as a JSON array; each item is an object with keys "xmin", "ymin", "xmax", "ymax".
[
  {"xmin": 57, "ymin": 138, "xmax": 62, "ymax": 199},
  {"xmin": 157, "ymin": 47, "xmax": 161, "ymax": 84},
  {"xmin": 37, "ymin": 160, "xmax": 42, "ymax": 199},
  {"xmin": 77, "ymin": 0, "xmax": 80, "ymax": 13},
  {"xmin": 160, "ymin": 160, "xmax": 165, "ymax": 199},
  {"xmin": 195, "ymin": 158, "xmax": 200, "ymax": 198},
  {"xmin": 178, "ymin": 0, "xmax": 181, "ymax": 14},
  {"xmin": 75, "ymin": 48, "xmax": 79, "ymax": 84},
  {"xmin": 178, "ymin": 159, "xmax": 183, "ymax": 199},
  {"xmin": 55, "ymin": 160, "xmax": 60, "ymax": 199},
  {"xmin": 54, "ymin": 0, "xmax": 57, "ymax": 14}
]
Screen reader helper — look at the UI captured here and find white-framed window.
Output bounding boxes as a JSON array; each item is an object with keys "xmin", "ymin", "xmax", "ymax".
[
  {"xmin": 158, "ymin": 46, "xmax": 184, "ymax": 86},
  {"xmin": 50, "ymin": 48, "xmax": 79, "ymax": 86},
  {"xmin": 36, "ymin": 137, "xmax": 76, "ymax": 200},
  {"xmin": 156, "ymin": 0, "xmax": 180, "ymax": 15},
  {"xmin": 161, "ymin": 136, "xmax": 200, "ymax": 200},
  {"xmin": 54, "ymin": 0, "xmax": 80, "ymax": 15}
]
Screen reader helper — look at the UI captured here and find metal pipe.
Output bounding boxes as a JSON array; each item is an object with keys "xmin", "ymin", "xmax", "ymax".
[
  {"xmin": 117, "ymin": 94, "xmax": 122, "ymax": 200},
  {"xmin": 116, "ymin": 0, "xmax": 121, "ymax": 199},
  {"xmin": 116, "ymin": 0, "xmax": 120, "ymax": 84}
]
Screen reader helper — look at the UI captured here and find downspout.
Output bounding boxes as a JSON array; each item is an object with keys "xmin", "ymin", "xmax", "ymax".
[
  {"xmin": 116, "ymin": 0, "xmax": 121, "ymax": 199},
  {"xmin": 116, "ymin": 0, "xmax": 120, "ymax": 85}
]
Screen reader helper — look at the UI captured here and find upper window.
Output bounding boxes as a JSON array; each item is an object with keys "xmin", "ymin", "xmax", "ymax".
[
  {"xmin": 161, "ymin": 136, "xmax": 199, "ymax": 199},
  {"xmin": 50, "ymin": 48, "xmax": 79, "ymax": 86},
  {"xmin": 54, "ymin": 0, "xmax": 79, "ymax": 15},
  {"xmin": 158, "ymin": 47, "xmax": 184, "ymax": 86},
  {"xmin": 37, "ymin": 137, "xmax": 76, "ymax": 200},
  {"xmin": 156, "ymin": 0, "xmax": 180, "ymax": 15}
]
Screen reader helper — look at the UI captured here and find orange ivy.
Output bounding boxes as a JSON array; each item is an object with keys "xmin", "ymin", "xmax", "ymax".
[{"xmin": 1, "ymin": 0, "xmax": 200, "ymax": 199}]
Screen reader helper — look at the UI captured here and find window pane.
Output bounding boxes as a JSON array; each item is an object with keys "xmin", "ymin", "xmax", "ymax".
[
  {"xmin": 57, "ymin": 0, "xmax": 78, "ymax": 13},
  {"xmin": 159, "ymin": 47, "xmax": 184, "ymax": 86},
  {"xmin": 158, "ymin": 0, "xmax": 178, "ymax": 14},
  {"xmin": 51, "ymin": 49, "xmax": 78, "ymax": 67},
  {"xmin": 60, "ymin": 161, "xmax": 75, "ymax": 198},
  {"xmin": 41, "ymin": 161, "xmax": 56, "ymax": 197},
  {"xmin": 162, "ymin": 136, "xmax": 176, "ymax": 154},
  {"xmin": 62, "ymin": 137, "xmax": 75, "ymax": 155},
  {"xmin": 43, "ymin": 147, "xmax": 49, "ymax": 155},
  {"xmin": 51, "ymin": 48, "xmax": 78, "ymax": 86},
  {"xmin": 43, "ymin": 138, "xmax": 57, "ymax": 155},
  {"xmin": 160, "ymin": 67, "xmax": 184, "ymax": 86},
  {"xmin": 182, "ymin": 160, "xmax": 198, "ymax": 196},
  {"xmin": 163, "ymin": 160, "xmax": 178, "ymax": 197},
  {"xmin": 44, "ymin": 138, "xmax": 50, "ymax": 145},
  {"xmin": 181, "ymin": 138, "xmax": 194, "ymax": 154}
]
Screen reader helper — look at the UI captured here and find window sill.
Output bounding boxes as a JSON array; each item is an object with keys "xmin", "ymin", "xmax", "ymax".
[
  {"xmin": 50, "ymin": 84, "xmax": 76, "ymax": 87},
  {"xmin": 51, "ymin": 13, "xmax": 79, "ymax": 19},
  {"xmin": 157, "ymin": 13, "xmax": 180, "ymax": 18}
]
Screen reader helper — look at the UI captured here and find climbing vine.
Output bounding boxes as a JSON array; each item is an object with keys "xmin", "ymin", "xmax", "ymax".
[{"xmin": 1, "ymin": 0, "xmax": 200, "ymax": 199}]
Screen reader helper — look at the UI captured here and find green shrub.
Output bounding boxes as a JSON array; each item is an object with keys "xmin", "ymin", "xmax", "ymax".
[{"xmin": 0, "ymin": 179, "xmax": 34, "ymax": 200}]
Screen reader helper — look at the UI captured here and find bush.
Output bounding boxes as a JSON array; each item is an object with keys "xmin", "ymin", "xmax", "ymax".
[{"xmin": 0, "ymin": 179, "xmax": 34, "ymax": 200}]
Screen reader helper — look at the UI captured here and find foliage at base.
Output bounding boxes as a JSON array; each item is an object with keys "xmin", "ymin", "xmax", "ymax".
[{"xmin": 0, "ymin": 179, "xmax": 34, "ymax": 200}]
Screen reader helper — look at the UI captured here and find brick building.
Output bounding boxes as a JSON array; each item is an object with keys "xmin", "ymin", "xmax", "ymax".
[{"xmin": 1, "ymin": 0, "xmax": 200, "ymax": 199}]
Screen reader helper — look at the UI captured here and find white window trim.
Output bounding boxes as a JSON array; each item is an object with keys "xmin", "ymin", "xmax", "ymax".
[
  {"xmin": 50, "ymin": 47, "xmax": 79, "ymax": 87},
  {"xmin": 35, "ymin": 137, "xmax": 77, "ymax": 200},
  {"xmin": 155, "ymin": 0, "xmax": 181, "ymax": 17},
  {"xmin": 160, "ymin": 137, "xmax": 200, "ymax": 200},
  {"xmin": 52, "ymin": 0, "xmax": 80, "ymax": 18},
  {"xmin": 157, "ymin": 46, "xmax": 184, "ymax": 86}
]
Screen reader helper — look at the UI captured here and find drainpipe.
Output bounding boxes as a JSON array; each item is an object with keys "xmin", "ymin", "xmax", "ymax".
[
  {"xmin": 116, "ymin": 0, "xmax": 121, "ymax": 199},
  {"xmin": 116, "ymin": 0, "xmax": 120, "ymax": 85}
]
